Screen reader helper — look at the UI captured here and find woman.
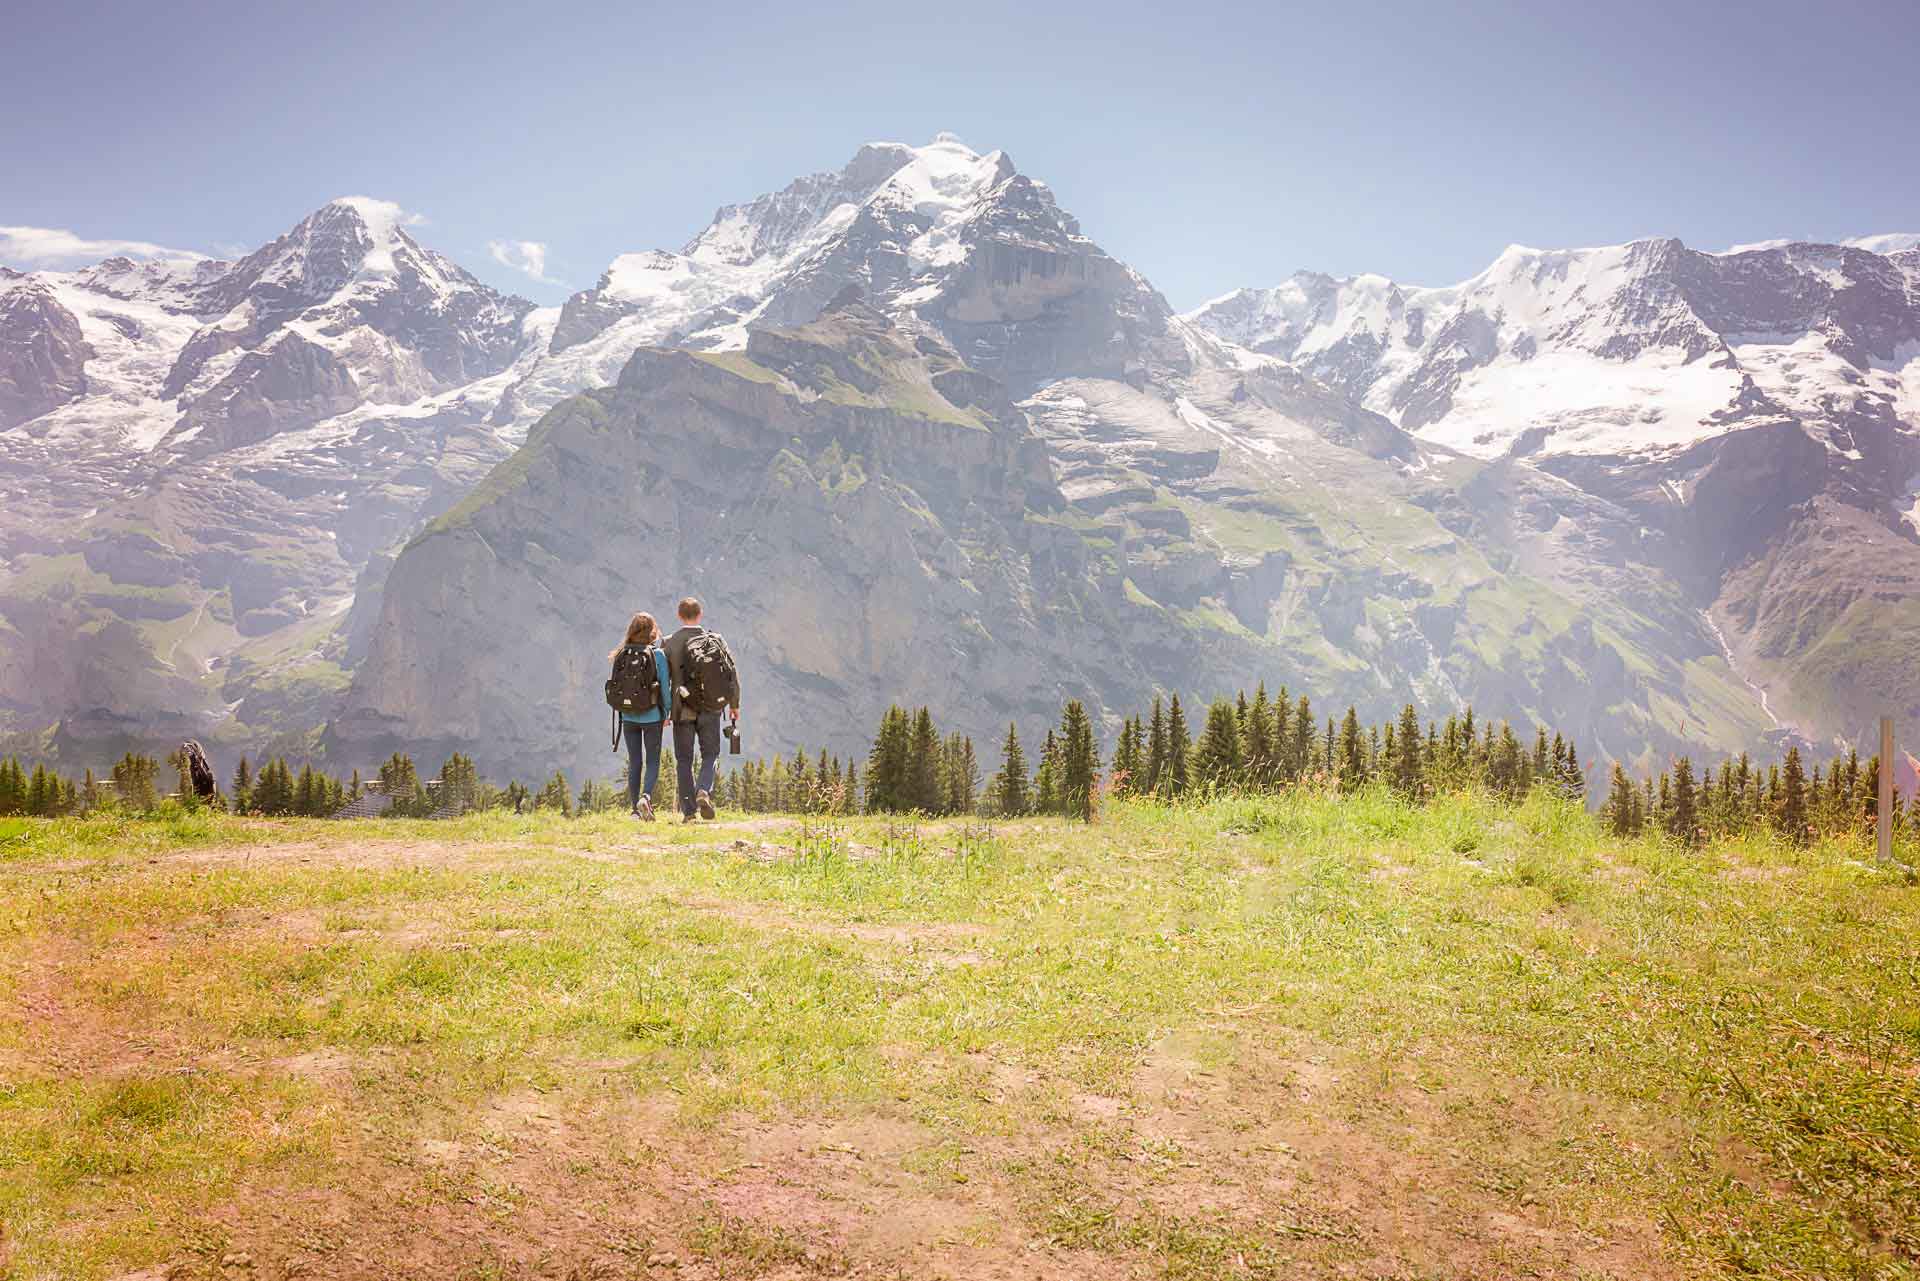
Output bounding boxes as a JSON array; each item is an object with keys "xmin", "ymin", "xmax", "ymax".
[{"xmin": 609, "ymin": 612, "xmax": 672, "ymax": 819}]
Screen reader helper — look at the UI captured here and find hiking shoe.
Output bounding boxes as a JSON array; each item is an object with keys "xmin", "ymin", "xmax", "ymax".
[
  {"xmin": 638, "ymin": 796, "xmax": 655, "ymax": 822},
  {"xmin": 682, "ymin": 812, "xmax": 696, "ymax": 824},
  {"xmin": 696, "ymin": 790, "xmax": 715, "ymax": 820}
]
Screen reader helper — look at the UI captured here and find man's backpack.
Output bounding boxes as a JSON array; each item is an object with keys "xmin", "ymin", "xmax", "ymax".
[
  {"xmin": 604, "ymin": 644, "xmax": 662, "ymax": 748},
  {"xmin": 681, "ymin": 631, "xmax": 738, "ymax": 716}
]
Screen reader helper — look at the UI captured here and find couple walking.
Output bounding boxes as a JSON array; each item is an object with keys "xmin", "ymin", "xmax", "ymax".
[{"xmin": 606, "ymin": 597, "xmax": 741, "ymax": 822}]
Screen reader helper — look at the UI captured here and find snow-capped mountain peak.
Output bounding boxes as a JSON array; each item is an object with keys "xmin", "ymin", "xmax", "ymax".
[
  {"xmin": 223, "ymin": 196, "xmax": 440, "ymax": 307},
  {"xmin": 1186, "ymin": 234, "xmax": 1920, "ymax": 461},
  {"xmin": 680, "ymin": 134, "xmax": 1012, "ymax": 272},
  {"xmin": 526, "ymin": 134, "xmax": 1124, "ymax": 422}
]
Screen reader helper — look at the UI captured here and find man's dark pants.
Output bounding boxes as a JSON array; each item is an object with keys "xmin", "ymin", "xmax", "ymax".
[{"xmin": 673, "ymin": 711, "xmax": 722, "ymax": 817}]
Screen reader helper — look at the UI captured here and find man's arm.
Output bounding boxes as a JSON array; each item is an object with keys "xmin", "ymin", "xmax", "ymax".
[{"xmin": 723, "ymin": 635, "xmax": 742, "ymax": 717}]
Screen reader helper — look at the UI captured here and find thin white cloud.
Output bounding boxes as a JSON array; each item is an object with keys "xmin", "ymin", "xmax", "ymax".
[
  {"xmin": 488, "ymin": 238, "xmax": 559, "ymax": 285},
  {"xmin": 330, "ymin": 196, "xmax": 429, "ymax": 229},
  {"xmin": 0, "ymin": 225, "xmax": 203, "ymax": 269},
  {"xmin": 1843, "ymin": 232, "xmax": 1920, "ymax": 255}
]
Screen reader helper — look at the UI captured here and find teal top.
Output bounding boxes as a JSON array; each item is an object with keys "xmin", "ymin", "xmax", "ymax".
[{"xmin": 618, "ymin": 647, "xmax": 672, "ymax": 725}]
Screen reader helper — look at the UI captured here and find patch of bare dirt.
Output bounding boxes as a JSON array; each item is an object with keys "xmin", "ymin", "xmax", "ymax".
[
  {"xmin": 1040, "ymin": 1031, "xmax": 1680, "ymax": 1281},
  {"xmin": 166, "ymin": 837, "xmax": 532, "ymax": 870},
  {"xmin": 148, "ymin": 1080, "xmax": 1125, "ymax": 1281}
]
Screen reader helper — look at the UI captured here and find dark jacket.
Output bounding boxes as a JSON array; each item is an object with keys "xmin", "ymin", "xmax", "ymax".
[{"xmin": 663, "ymin": 624, "xmax": 741, "ymax": 723}]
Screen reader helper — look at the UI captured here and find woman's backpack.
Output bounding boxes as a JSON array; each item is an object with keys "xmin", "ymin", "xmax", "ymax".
[{"xmin": 605, "ymin": 644, "xmax": 662, "ymax": 748}]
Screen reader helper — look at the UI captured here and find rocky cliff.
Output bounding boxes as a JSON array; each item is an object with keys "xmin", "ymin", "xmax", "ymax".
[{"xmin": 336, "ymin": 299, "xmax": 1150, "ymax": 777}]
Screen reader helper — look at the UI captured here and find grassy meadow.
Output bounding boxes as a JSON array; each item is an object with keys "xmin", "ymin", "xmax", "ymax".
[{"xmin": 1, "ymin": 791, "xmax": 1916, "ymax": 1279}]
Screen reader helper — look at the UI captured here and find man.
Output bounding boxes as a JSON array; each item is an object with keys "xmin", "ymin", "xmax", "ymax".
[{"xmin": 663, "ymin": 596, "xmax": 741, "ymax": 822}]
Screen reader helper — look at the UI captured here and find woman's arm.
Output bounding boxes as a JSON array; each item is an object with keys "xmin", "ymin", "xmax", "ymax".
[{"xmin": 656, "ymin": 648, "xmax": 672, "ymax": 720}]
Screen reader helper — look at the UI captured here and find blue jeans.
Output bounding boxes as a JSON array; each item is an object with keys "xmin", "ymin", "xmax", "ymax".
[
  {"xmin": 673, "ymin": 712, "xmax": 721, "ymax": 816},
  {"xmin": 623, "ymin": 721, "xmax": 664, "ymax": 810}
]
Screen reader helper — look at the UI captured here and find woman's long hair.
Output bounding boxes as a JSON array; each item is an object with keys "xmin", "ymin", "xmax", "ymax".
[{"xmin": 610, "ymin": 611, "xmax": 658, "ymax": 662}]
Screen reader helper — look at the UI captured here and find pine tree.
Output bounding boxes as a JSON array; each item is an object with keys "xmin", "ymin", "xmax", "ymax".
[
  {"xmin": 790, "ymin": 750, "xmax": 813, "ymax": 813},
  {"xmin": 1245, "ymin": 684, "xmax": 1275, "ymax": 786},
  {"xmin": 377, "ymin": 753, "xmax": 426, "ymax": 817},
  {"xmin": 907, "ymin": 707, "xmax": 942, "ymax": 813},
  {"xmin": 1144, "ymin": 697, "xmax": 1167, "ymax": 794},
  {"xmin": 1337, "ymin": 707, "xmax": 1366, "ymax": 791},
  {"xmin": 991, "ymin": 723, "xmax": 1030, "ymax": 817},
  {"xmin": 438, "ymin": 753, "xmax": 480, "ymax": 814},
  {"xmin": 535, "ymin": 771, "xmax": 572, "ymax": 816},
  {"xmin": 1033, "ymin": 730, "xmax": 1060, "ymax": 816},
  {"xmin": 1058, "ymin": 700, "xmax": 1098, "ymax": 822},
  {"xmin": 26, "ymin": 765, "xmax": 50, "ymax": 817},
  {"xmin": 231, "ymin": 756, "xmax": 254, "ymax": 813},
  {"xmin": 1490, "ymin": 724, "xmax": 1524, "ymax": 800},
  {"xmin": 865, "ymin": 705, "xmax": 912, "ymax": 813},
  {"xmin": 1110, "ymin": 717, "xmax": 1143, "ymax": 796},
  {"xmin": 112, "ymin": 753, "xmax": 161, "ymax": 811},
  {"xmin": 0, "ymin": 758, "xmax": 23, "ymax": 816},
  {"xmin": 1776, "ymin": 746, "xmax": 1809, "ymax": 845},
  {"xmin": 1862, "ymin": 755, "xmax": 1885, "ymax": 836},
  {"xmin": 769, "ymin": 754, "xmax": 788, "ymax": 812},
  {"xmin": 945, "ymin": 735, "xmax": 979, "ymax": 815},
  {"xmin": 1192, "ymin": 698, "xmax": 1245, "ymax": 792},
  {"xmin": 1392, "ymin": 704, "xmax": 1425, "ymax": 800},
  {"xmin": 1288, "ymin": 695, "xmax": 1314, "ymax": 783},
  {"xmin": 1667, "ymin": 757, "xmax": 1700, "ymax": 846},
  {"xmin": 1603, "ymin": 764, "xmax": 1638, "ymax": 835},
  {"xmin": 250, "ymin": 759, "xmax": 289, "ymax": 816},
  {"xmin": 1165, "ymin": 695, "xmax": 1191, "ymax": 798}
]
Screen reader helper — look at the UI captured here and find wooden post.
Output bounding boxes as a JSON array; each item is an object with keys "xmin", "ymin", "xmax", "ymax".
[{"xmin": 1880, "ymin": 715, "xmax": 1895, "ymax": 863}]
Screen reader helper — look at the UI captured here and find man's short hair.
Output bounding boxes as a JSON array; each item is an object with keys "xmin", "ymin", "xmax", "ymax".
[{"xmin": 677, "ymin": 597, "xmax": 702, "ymax": 622}]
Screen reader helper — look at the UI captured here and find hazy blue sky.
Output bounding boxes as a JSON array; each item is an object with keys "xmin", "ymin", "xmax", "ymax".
[{"xmin": 5, "ymin": 0, "xmax": 1914, "ymax": 307}]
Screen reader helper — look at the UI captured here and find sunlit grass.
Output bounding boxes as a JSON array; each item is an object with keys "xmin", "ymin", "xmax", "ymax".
[{"xmin": 1, "ymin": 790, "xmax": 1915, "ymax": 1278}]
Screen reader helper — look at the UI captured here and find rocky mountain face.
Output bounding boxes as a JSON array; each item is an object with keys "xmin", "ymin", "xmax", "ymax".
[
  {"xmin": 0, "ymin": 273, "xmax": 91, "ymax": 428},
  {"xmin": 1185, "ymin": 238, "xmax": 1920, "ymax": 754},
  {"xmin": 7, "ymin": 139, "xmax": 1915, "ymax": 781},
  {"xmin": 335, "ymin": 298, "xmax": 1155, "ymax": 779},
  {"xmin": 0, "ymin": 200, "xmax": 541, "ymax": 759},
  {"xmin": 343, "ymin": 139, "xmax": 1814, "ymax": 777}
]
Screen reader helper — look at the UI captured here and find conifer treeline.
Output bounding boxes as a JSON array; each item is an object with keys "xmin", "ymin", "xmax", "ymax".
[
  {"xmin": 1094, "ymin": 688, "xmax": 1585, "ymax": 810},
  {"xmin": 1602, "ymin": 744, "xmax": 1919, "ymax": 848},
  {"xmin": 720, "ymin": 688, "xmax": 1586, "ymax": 821},
  {"xmin": 716, "ymin": 707, "xmax": 978, "ymax": 816},
  {"xmin": 7, "ymin": 696, "xmax": 1916, "ymax": 852}
]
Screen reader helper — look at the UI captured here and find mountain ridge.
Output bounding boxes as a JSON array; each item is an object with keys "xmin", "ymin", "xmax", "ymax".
[{"xmin": 4, "ymin": 137, "xmax": 1915, "ymax": 778}]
